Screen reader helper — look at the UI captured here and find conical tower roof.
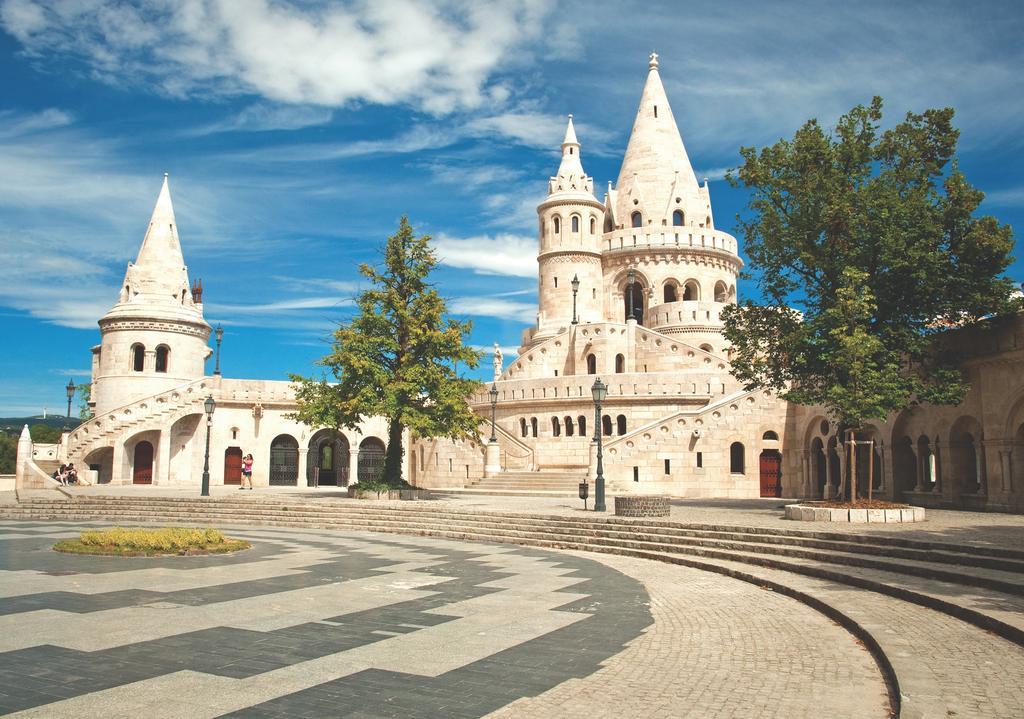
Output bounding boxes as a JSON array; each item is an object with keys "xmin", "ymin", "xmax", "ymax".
[
  {"xmin": 101, "ymin": 174, "xmax": 205, "ymax": 324},
  {"xmin": 613, "ymin": 53, "xmax": 703, "ymax": 228},
  {"xmin": 545, "ymin": 115, "xmax": 596, "ymax": 202}
]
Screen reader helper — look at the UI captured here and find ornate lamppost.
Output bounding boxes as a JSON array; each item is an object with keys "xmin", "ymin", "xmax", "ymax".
[
  {"xmin": 65, "ymin": 379, "xmax": 75, "ymax": 419},
  {"xmin": 201, "ymin": 395, "xmax": 216, "ymax": 496},
  {"xmin": 627, "ymin": 266, "xmax": 637, "ymax": 321},
  {"xmin": 484, "ymin": 382, "xmax": 501, "ymax": 477},
  {"xmin": 591, "ymin": 377, "xmax": 608, "ymax": 512},
  {"xmin": 214, "ymin": 324, "xmax": 224, "ymax": 376},
  {"xmin": 571, "ymin": 274, "xmax": 580, "ymax": 325}
]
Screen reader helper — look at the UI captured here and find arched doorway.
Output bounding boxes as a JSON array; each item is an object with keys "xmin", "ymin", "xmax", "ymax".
[
  {"xmin": 132, "ymin": 441, "xmax": 153, "ymax": 484},
  {"xmin": 811, "ymin": 438, "xmax": 826, "ymax": 498},
  {"xmin": 224, "ymin": 447, "xmax": 242, "ymax": 485},
  {"xmin": 950, "ymin": 416, "xmax": 984, "ymax": 495},
  {"xmin": 759, "ymin": 449, "xmax": 782, "ymax": 497},
  {"xmin": 308, "ymin": 430, "xmax": 350, "ymax": 486},
  {"xmin": 623, "ymin": 281, "xmax": 645, "ymax": 325},
  {"xmin": 269, "ymin": 435, "xmax": 299, "ymax": 486},
  {"xmin": 358, "ymin": 437, "xmax": 386, "ymax": 483}
]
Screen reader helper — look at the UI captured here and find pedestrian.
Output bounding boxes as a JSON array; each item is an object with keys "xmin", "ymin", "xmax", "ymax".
[
  {"xmin": 52, "ymin": 464, "xmax": 67, "ymax": 486},
  {"xmin": 241, "ymin": 454, "xmax": 254, "ymax": 490}
]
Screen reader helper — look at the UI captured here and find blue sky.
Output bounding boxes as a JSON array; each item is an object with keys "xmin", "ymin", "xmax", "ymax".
[{"xmin": 1, "ymin": 0, "xmax": 1022, "ymax": 416}]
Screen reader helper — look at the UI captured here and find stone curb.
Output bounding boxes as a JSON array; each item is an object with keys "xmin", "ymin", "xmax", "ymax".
[{"xmin": 785, "ymin": 504, "xmax": 926, "ymax": 523}]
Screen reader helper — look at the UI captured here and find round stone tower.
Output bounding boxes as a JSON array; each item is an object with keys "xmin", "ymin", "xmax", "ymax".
[
  {"xmin": 90, "ymin": 175, "xmax": 212, "ymax": 415},
  {"xmin": 534, "ymin": 116, "xmax": 606, "ymax": 342}
]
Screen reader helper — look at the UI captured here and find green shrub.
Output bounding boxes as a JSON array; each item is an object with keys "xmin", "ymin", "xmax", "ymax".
[{"xmin": 55, "ymin": 526, "xmax": 248, "ymax": 556}]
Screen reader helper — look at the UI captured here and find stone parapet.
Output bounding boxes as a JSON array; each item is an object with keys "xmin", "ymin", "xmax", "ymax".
[{"xmin": 614, "ymin": 495, "xmax": 670, "ymax": 517}]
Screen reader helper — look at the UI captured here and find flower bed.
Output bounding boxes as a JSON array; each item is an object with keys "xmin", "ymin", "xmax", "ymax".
[
  {"xmin": 807, "ymin": 499, "xmax": 908, "ymax": 510},
  {"xmin": 53, "ymin": 527, "xmax": 251, "ymax": 556}
]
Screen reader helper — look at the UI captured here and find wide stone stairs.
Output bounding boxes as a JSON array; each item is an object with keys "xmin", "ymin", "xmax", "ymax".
[
  {"xmin": 6, "ymin": 495, "xmax": 1024, "ymax": 717},
  {"xmin": 457, "ymin": 469, "xmax": 588, "ymax": 496}
]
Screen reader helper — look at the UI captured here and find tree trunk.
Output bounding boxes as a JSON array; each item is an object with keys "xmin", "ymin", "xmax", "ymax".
[{"xmin": 383, "ymin": 417, "xmax": 405, "ymax": 487}]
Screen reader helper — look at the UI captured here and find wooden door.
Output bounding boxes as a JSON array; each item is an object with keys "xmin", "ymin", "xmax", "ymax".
[
  {"xmin": 759, "ymin": 450, "xmax": 781, "ymax": 498},
  {"xmin": 133, "ymin": 441, "xmax": 154, "ymax": 484},
  {"xmin": 224, "ymin": 447, "xmax": 243, "ymax": 485}
]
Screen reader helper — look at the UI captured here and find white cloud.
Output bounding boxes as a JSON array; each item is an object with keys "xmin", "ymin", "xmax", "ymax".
[
  {"xmin": 186, "ymin": 104, "xmax": 335, "ymax": 136},
  {"xmin": 470, "ymin": 343, "xmax": 520, "ymax": 358},
  {"xmin": 450, "ymin": 297, "xmax": 535, "ymax": 323},
  {"xmin": 695, "ymin": 166, "xmax": 732, "ymax": 182},
  {"xmin": 466, "ymin": 110, "xmax": 616, "ymax": 153},
  {"xmin": 1, "ymin": 0, "xmax": 552, "ymax": 114},
  {"xmin": 433, "ymin": 233, "xmax": 537, "ymax": 277},
  {"xmin": 211, "ymin": 296, "xmax": 352, "ymax": 314},
  {"xmin": 51, "ymin": 368, "xmax": 92, "ymax": 377},
  {"xmin": 226, "ymin": 124, "xmax": 455, "ymax": 163},
  {"xmin": 982, "ymin": 186, "xmax": 1024, "ymax": 208}
]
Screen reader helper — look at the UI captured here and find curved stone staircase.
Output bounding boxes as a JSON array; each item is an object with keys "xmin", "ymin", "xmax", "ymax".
[
  {"xmin": 7, "ymin": 495, "xmax": 1024, "ymax": 717},
  {"xmin": 66, "ymin": 378, "xmax": 213, "ymax": 465}
]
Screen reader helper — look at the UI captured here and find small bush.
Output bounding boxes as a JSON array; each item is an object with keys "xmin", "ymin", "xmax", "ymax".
[{"xmin": 55, "ymin": 527, "xmax": 249, "ymax": 556}]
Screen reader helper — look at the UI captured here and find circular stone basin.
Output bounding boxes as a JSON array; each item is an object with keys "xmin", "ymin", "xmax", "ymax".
[
  {"xmin": 614, "ymin": 495, "xmax": 670, "ymax": 517},
  {"xmin": 784, "ymin": 504, "xmax": 926, "ymax": 523}
]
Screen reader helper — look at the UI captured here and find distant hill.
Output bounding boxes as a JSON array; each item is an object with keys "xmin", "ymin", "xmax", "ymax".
[{"xmin": 0, "ymin": 416, "xmax": 82, "ymax": 435}]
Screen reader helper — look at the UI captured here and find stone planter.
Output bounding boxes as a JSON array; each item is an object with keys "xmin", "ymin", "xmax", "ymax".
[
  {"xmin": 346, "ymin": 486, "xmax": 431, "ymax": 500},
  {"xmin": 614, "ymin": 495, "xmax": 670, "ymax": 517},
  {"xmin": 784, "ymin": 504, "xmax": 925, "ymax": 523}
]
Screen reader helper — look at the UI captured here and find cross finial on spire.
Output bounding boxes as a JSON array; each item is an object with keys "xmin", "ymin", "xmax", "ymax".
[{"xmin": 649, "ymin": 52, "xmax": 659, "ymax": 70}]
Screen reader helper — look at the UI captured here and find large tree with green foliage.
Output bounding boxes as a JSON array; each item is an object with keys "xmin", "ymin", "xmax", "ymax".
[
  {"xmin": 290, "ymin": 217, "xmax": 483, "ymax": 486},
  {"xmin": 723, "ymin": 98, "xmax": 1018, "ymax": 470}
]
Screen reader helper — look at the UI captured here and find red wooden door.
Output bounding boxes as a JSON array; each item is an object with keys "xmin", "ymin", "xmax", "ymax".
[
  {"xmin": 224, "ymin": 447, "xmax": 243, "ymax": 485},
  {"xmin": 133, "ymin": 441, "xmax": 154, "ymax": 484},
  {"xmin": 759, "ymin": 451, "xmax": 781, "ymax": 498}
]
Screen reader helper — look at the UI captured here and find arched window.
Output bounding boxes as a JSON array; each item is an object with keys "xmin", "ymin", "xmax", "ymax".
[
  {"xmin": 602, "ymin": 415, "xmax": 613, "ymax": 436},
  {"xmin": 586, "ymin": 353, "xmax": 597, "ymax": 374},
  {"xmin": 531, "ymin": 417, "xmax": 538, "ymax": 438},
  {"xmin": 131, "ymin": 344, "xmax": 145, "ymax": 372},
  {"xmin": 571, "ymin": 215, "xmax": 579, "ymax": 233},
  {"xmin": 624, "ymin": 279, "xmax": 645, "ymax": 324},
  {"xmin": 615, "ymin": 354, "xmax": 625, "ymax": 373},
  {"xmin": 553, "ymin": 217, "xmax": 561, "ymax": 234},
  {"xmin": 616, "ymin": 415, "xmax": 627, "ymax": 436},
  {"xmin": 564, "ymin": 416, "xmax": 574, "ymax": 436},
  {"xmin": 520, "ymin": 418, "xmax": 528, "ymax": 438},
  {"xmin": 763, "ymin": 431, "xmax": 779, "ymax": 441},
  {"xmin": 578, "ymin": 415, "xmax": 587, "ymax": 437},
  {"xmin": 155, "ymin": 345, "xmax": 169, "ymax": 373},
  {"xmin": 631, "ymin": 211, "xmax": 643, "ymax": 228},
  {"xmin": 552, "ymin": 417, "xmax": 561, "ymax": 437},
  {"xmin": 664, "ymin": 284, "xmax": 677, "ymax": 303},
  {"xmin": 700, "ymin": 344, "xmax": 713, "ymax": 353},
  {"xmin": 683, "ymin": 280, "xmax": 699, "ymax": 301},
  {"xmin": 730, "ymin": 442, "xmax": 745, "ymax": 474},
  {"xmin": 590, "ymin": 217, "xmax": 596, "ymax": 234},
  {"xmin": 705, "ymin": 215, "xmax": 711, "ymax": 228},
  {"xmin": 714, "ymin": 281, "xmax": 728, "ymax": 303},
  {"xmin": 672, "ymin": 209, "xmax": 684, "ymax": 226}
]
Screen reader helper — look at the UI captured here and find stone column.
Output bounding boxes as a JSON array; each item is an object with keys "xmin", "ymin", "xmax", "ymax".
[
  {"xmin": 350, "ymin": 448, "xmax": 360, "ymax": 485},
  {"xmin": 157, "ymin": 430, "xmax": 171, "ymax": 486},
  {"xmin": 297, "ymin": 448, "xmax": 309, "ymax": 487},
  {"xmin": 999, "ymin": 448, "xmax": 1013, "ymax": 492},
  {"xmin": 144, "ymin": 350, "xmax": 156, "ymax": 372},
  {"xmin": 976, "ymin": 439, "xmax": 989, "ymax": 495},
  {"xmin": 800, "ymin": 450, "xmax": 811, "ymax": 498},
  {"xmin": 824, "ymin": 446, "xmax": 835, "ymax": 499},
  {"xmin": 15, "ymin": 425, "xmax": 31, "ymax": 490},
  {"xmin": 112, "ymin": 441, "xmax": 127, "ymax": 485},
  {"xmin": 484, "ymin": 441, "xmax": 501, "ymax": 477},
  {"xmin": 912, "ymin": 446, "xmax": 923, "ymax": 492}
]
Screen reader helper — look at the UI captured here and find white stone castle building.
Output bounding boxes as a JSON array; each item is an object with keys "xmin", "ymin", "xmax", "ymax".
[{"xmin": 15, "ymin": 55, "xmax": 1024, "ymax": 511}]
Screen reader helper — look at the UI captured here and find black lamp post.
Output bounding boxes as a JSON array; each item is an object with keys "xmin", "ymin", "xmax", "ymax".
[
  {"xmin": 488, "ymin": 382, "xmax": 498, "ymax": 442},
  {"xmin": 591, "ymin": 377, "xmax": 608, "ymax": 512},
  {"xmin": 570, "ymin": 274, "xmax": 580, "ymax": 325},
  {"xmin": 214, "ymin": 325, "xmax": 224, "ymax": 375},
  {"xmin": 65, "ymin": 379, "xmax": 75, "ymax": 419},
  {"xmin": 627, "ymin": 267, "xmax": 636, "ymax": 321},
  {"xmin": 201, "ymin": 395, "xmax": 215, "ymax": 497}
]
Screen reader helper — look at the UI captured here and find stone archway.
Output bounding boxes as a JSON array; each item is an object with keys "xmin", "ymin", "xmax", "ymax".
[
  {"xmin": 133, "ymin": 441, "xmax": 153, "ymax": 484},
  {"xmin": 308, "ymin": 429, "xmax": 350, "ymax": 486},
  {"xmin": 358, "ymin": 437, "xmax": 386, "ymax": 483},
  {"xmin": 269, "ymin": 434, "xmax": 299, "ymax": 486}
]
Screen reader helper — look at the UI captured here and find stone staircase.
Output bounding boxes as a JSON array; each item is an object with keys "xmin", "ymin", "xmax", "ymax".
[
  {"xmin": 65, "ymin": 378, "xmax": 212, "ymax": 464},
  {"xmin": 458, "ymin": 469, "xmax": 588, "ymax": 496}
]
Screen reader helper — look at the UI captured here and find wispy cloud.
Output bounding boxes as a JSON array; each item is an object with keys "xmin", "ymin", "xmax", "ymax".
[
  {"xmin": 185, "ymin": 104, "xmax": 335, "ymax": 136},
  {"xmin": 450, "ymin": 297, "xmax": 535, "ymax": 323},
  {"xmin": 50, "ymin": 368, "xmax": 91, "ymax": 377},
  {"xmin": 983, "ymin": 186, "xmax": 1024, "ymax": 208},
  {"xmin": 1, "ymin": 0, "xmax": 552, "ymax": 114},
  {"xmin": 434, "ymin": 233, "xmax": 537, "ymax": 277}
]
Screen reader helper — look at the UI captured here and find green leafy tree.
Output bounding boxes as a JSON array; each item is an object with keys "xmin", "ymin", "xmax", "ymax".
[
  {"xmin": 290, "ymin": 217, "xmax": 483, "ymax": 486},
  {"xmin": 29, "ymin": 424, "xmax": 61, "ymax": 443},
  {"xmin": 0, "ymin": 432, "xmax": 16, "ymax": 474},
  {"xmin": 78, "ymin": 383, "xmax": 93, "ymax": 420},
  {"xmin": 724, "ymin": 98, "xmax": 1018, "ymax": 485}
]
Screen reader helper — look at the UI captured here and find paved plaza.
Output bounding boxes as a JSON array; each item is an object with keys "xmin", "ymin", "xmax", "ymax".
[{"xmin": 0, "ymin": 519, "xmax": 898, "ymax": 718}]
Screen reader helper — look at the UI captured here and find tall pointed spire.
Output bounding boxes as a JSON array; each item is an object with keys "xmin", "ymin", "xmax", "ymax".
[
  {"xmin": 136, "ymin": 173, "xmax": 185, "ymax": 273},
  {"xmin": 547, "ymin": 114, "xmax": 594, "ymax": 199},
  {"xmin": 614, "ymin": 53, "xmax": 702, "ymax": 229},
  {"xmin": 106, "ymin": 174, "xmax": 201, "ymax": 318}
]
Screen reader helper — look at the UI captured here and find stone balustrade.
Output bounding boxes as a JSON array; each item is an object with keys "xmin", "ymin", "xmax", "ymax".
[{"xmin": 601, "ymin": 227, "xmax": 741, "ymax": 258}]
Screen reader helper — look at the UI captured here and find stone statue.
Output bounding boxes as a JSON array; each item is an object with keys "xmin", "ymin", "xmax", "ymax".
[{"xmin": 492, "ymin": 343, "xmax": 503, "ymax": 381}]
